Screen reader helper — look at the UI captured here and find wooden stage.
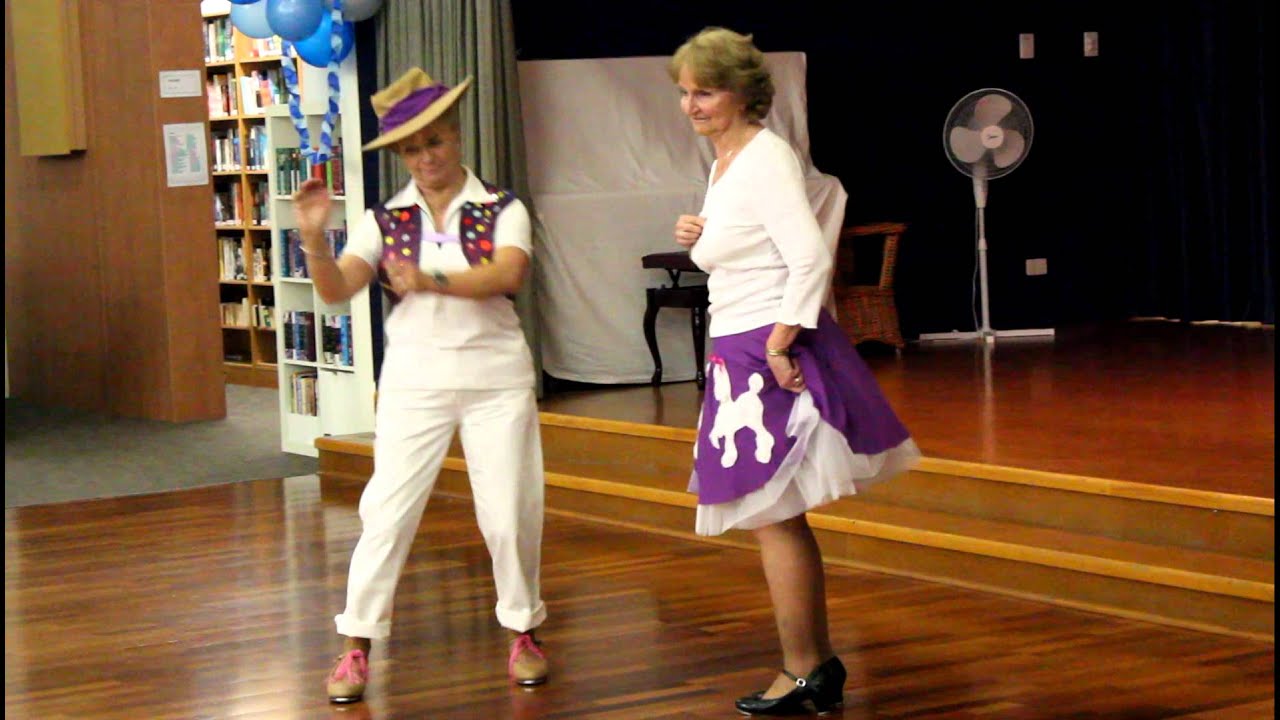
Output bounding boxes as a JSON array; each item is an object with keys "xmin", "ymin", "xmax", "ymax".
[{"xmin": 318, "ymin": 320, "xmax": 1274, "ymax": 642}]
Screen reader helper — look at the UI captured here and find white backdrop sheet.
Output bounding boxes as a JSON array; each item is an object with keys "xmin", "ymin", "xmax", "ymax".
[{"xmin": 519, "ymin": 53, "xmax": 847, "ymax": 384}]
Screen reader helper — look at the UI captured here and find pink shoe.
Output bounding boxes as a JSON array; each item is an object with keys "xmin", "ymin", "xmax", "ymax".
[
  {"xmin": 327, "ymin": 648, "xmax": 368, "ymax": 703},
  {"xmin": 508, "ymin": 633, "xmax": 548, "ymax": 686}
]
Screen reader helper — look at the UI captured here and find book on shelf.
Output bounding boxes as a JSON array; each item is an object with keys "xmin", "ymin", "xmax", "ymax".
[
  {"xmin": 321, "ymin": 313, "xmax": 354, "ymax": 367},
  {"xmin": 210, "ymin": 126, "xmax": 240, "ymax": 172},
  {"xmin": 246, "ymin": 35, "xmax": 283, "ymax": 58},
  {"xmin": 203, "ymin": 16, "xmax": 233, "ymax": 63},
  {"xmin": 214, "ymin": 180, "xmax": 246, "ymax": 226},
  {"xmin": 246, "ymin": 125, "xmax": 268, "ymax": 170},
  {"xmin": 251, "ymin": 238, "xmax": 272, "ymax": 281},
  {"xmin": 206, "ymin": 71, "xmax": 238, "ymax": 117},
  {"xmin": 289, "ymin": 369, "xmax": 318, "ymax": 416},
  {"xmin": 274, "ymin": 145, "xmax": 345, "ymax": 196},
  {"xmin": 219, "ymin": 235, "xmax": 247, "ymax": 280},
  {"xmin": 238, "ymin": 68, "xmax": 284, "ymax": 115},
  {"xmin": 249, "ymin": 179, "xmax": 270, "ymax": 226},
  {"xmin": 254, "ymin": 301, "xmax": 275, "ymax": 329},
  {"xmin": 220, "ymin": 298, "xmax": 251, "ymax": 326},
  {"xmin": 283, "ymin": 310, "xmax": 317, "ymax": 362}
]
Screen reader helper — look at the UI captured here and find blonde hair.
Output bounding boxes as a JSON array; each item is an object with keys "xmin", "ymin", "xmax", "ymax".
[{"xmin": 668, "ymin": 27, "xmax": 774, "ymax": 121}]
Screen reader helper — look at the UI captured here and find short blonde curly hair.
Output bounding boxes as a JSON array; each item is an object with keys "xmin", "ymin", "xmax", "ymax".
[{"xmin": 668, "ymin": 27, "xmax": 774, "ymax": 122}]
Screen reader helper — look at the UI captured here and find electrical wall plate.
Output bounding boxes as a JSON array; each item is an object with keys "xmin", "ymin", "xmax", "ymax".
[{"xmin": 1084, "ymin": 31, "xmax": 1100, "ymax": 57}]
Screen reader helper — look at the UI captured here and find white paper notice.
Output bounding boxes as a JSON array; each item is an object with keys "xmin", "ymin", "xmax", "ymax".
[
  {"xmin": 159, "ymin": 70, "xmax": 203, "ymax": 98},
  {"xmin": 163, "ymin": 122, "xmax": 209, "ymax": 187}
]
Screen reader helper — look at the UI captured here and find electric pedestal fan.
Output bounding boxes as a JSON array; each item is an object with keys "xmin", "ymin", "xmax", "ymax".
[{"xmin": 923, "ymin": 88, "xmax": 1054, "ymax": 343}]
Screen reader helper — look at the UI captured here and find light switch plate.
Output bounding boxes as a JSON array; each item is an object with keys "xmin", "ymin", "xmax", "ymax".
[{"xmin": 1084, "ymin": 31, "xmax": 1099, "ymax": 57}]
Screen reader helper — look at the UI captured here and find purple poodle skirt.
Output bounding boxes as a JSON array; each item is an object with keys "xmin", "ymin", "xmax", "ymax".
[{"xmin": 690, "ymin": 310, "xmax": 912, "ymax": 505}]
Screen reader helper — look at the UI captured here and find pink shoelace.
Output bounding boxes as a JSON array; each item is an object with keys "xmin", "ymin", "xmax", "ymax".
[
  {"xmin": 330, "ymin": 648, "xmax": 368, "ymax": 685},
  {"xmin": 508, "ymin": 633, "xmax": 545, "ymax": 677}
]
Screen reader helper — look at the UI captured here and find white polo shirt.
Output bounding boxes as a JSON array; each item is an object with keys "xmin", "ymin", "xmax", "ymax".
[
  {"xmin": 343, "ymin": 169, "xmax": 536, "ymax": 390},
  {"xmin": 689, "ymin": 127, "xmax": 833, "ymax": 338}
]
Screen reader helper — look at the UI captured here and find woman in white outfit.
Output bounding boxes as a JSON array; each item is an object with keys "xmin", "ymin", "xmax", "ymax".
[
  {"xmin": 292, "ymin": 67, "xmax": 549, "ymax": 704},
  {"xmin": 669, "ymin": 28, "xmax": 921, "ymax": 716}
]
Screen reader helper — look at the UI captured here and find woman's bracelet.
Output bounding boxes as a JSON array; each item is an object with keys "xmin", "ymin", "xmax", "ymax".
[
  {"xmin": 300, "ymin": 245, "xmax": 332, "ymax": 259},
  {"xmin": 765, "ymin": 346, "xmax": 791, "ymax": 357}
]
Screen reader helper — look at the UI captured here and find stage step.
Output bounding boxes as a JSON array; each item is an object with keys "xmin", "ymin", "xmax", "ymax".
[
  {"xmin": 315, "ymin": 413, "xmax": 1275, "ymax": 641},
  {"xmin": 531, "ymin": 413, "xmax": 1274, "ymax": 562}
]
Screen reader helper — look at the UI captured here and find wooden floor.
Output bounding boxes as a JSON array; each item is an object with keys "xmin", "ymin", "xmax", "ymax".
[
  {"xmin": 5, "ymin": 477, "xmax": 1274, "ymax": 719},
  {"xmin": 543, "ymin": 321, "xmax": 1275, "ymax": 498}
]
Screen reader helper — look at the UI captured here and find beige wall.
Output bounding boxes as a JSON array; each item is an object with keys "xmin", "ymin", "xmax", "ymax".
[{"xmin": 4, "ymin": 0, "xmax": 226, "ymax": 422}]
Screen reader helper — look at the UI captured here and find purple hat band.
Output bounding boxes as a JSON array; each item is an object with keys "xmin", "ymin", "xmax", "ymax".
[{"xmin": 379, "ymin": 83, "xmax": 453, "ymax": 134}]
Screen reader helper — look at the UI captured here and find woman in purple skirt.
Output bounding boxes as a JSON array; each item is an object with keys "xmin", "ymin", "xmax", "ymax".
[{"xmin": 669, "ymin": 27, "xmax": 921, "ymax": 716}]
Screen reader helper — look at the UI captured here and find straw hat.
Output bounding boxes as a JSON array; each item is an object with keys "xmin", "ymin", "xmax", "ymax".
[{"xmin": 362, "ymin": 67, "xmax": 473, "ymax": 151}]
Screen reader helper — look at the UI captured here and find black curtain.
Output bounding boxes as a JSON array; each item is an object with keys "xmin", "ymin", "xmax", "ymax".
[{"xmin": 1127, "ymin": 0, "xmax": 1274, "ymax": 324}]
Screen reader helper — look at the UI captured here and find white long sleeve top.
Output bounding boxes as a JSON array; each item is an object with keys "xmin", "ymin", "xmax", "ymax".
[{"xmin": 689, "ymin": 127, "xmax": 833, "ymax": 338}]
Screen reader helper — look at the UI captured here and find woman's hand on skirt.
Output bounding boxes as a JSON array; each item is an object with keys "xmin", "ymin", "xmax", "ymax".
[{"xmin": 766, "ymin": 353, "xmax": 805, "ymax": 393}]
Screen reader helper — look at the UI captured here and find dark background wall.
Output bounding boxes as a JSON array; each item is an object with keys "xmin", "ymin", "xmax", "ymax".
[{"xmin": 506, "ymin": 0, "xmax": 1274, "ymax": 337}]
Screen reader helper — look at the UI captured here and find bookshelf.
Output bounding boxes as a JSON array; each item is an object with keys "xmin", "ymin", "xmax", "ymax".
[
  {"xmin": 203, "ymin": 8, "xmax": 285, "ymax": 387},
  {"xmin": 266, "ymin": 54, "xmax": 375, "ymax": 457}
]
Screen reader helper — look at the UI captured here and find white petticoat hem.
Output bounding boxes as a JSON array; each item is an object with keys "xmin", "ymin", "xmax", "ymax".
[{"xmin": 693, "ymin": 389, "xmax": 921, "ymax": 536}]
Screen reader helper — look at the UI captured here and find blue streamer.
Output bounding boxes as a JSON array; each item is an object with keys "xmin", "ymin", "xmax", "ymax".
[{"xmin": 279, "ymin": 0, "xmax": 344, "ymax": 168}]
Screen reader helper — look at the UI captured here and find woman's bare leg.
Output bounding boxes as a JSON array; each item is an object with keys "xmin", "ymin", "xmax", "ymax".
[{"xmin": 752, "ymin": 513, "xmax": 833, "ymax": 699}]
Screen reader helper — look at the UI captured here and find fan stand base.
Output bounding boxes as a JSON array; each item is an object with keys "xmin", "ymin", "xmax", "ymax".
[{"xmin": 918, "ymin": 328, "xmax": 1056, "ymax": 343}]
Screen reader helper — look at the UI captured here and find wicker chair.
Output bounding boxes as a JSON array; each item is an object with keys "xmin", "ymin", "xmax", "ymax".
[{"xmin": 833, "ymin": 222, "xmax": 908, "ymax": 350}]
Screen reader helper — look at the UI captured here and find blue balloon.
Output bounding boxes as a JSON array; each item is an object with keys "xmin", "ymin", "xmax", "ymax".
[
  {"xmin": 293, "ymin": 12, "xmax": 354, "ymax": 67},
  {"xmin": 229, "ymin": 1, "xmax": 273, "ymax": 39},
  {"xmin": 228, "ymin": 0, "xmax": 259, "ymax": 6},
  {"xmin": 266, "ymin": 0, "xmax": 325, "ymax": 42}
]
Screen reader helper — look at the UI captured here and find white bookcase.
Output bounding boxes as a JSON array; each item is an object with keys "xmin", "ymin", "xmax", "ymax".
[{"xmin": 269, "ymin": 52, "xmax": 375, "ymax": 456}]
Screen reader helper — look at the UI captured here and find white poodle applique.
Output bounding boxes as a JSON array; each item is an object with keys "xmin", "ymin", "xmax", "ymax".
[{"xmin": 707, "ymin": 359, "xmax": 776, "ymax": 468}]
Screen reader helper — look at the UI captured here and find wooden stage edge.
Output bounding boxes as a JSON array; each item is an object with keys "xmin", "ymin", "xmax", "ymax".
[{"xmin": 534, "ymin": 410, "xmax": 1275, "ymax": 517}]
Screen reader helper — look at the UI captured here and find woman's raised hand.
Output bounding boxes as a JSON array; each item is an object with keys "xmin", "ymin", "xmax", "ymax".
[{"xmin": 293, "ymin": 178, "xmax": 332, "ymax": 234}]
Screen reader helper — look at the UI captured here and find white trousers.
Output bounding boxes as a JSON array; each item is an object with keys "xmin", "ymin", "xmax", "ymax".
[{"xmin": 334, "ymin": 387, "xmax": 547, "ymax": 639}]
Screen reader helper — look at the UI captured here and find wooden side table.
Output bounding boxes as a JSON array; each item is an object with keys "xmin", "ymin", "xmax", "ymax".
[{"xmin": 641, "ymin": 251, "xmax": 709, "ymax": 389}]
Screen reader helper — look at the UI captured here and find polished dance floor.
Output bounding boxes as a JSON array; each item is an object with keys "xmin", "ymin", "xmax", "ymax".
[{"xmin": 4, "ymin": 476, "xmax": 1274, "ymax": 719}]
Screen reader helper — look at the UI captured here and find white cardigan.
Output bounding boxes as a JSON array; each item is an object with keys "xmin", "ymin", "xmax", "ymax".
[{"xmin": 690, "ymin": 127, "xmax": 834, "ymax": 338}]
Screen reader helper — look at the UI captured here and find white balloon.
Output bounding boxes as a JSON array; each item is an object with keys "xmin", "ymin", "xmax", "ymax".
[{"xmin": 342, "ymin": 0, "xmax": 383, "ymax": 22}]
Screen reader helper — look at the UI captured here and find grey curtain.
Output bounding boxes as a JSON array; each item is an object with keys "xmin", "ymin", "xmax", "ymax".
[{"xmin": 374, "ymin": 0, "xmax": 544, "ymax": 394}]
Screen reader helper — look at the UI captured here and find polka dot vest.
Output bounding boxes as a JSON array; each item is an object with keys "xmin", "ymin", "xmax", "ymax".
[{"xmin": 373, "ymin": 182, "xmax": 517, "ymax": 305}]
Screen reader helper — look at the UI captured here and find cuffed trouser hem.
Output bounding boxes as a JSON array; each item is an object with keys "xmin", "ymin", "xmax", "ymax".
[
  {"xmin": 334, "ymin": 614, "xmax": 392, "ymax": 640},
  {"xmin": 496, "ymin": 601, "xmax": 547, "ymax": 634}
]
